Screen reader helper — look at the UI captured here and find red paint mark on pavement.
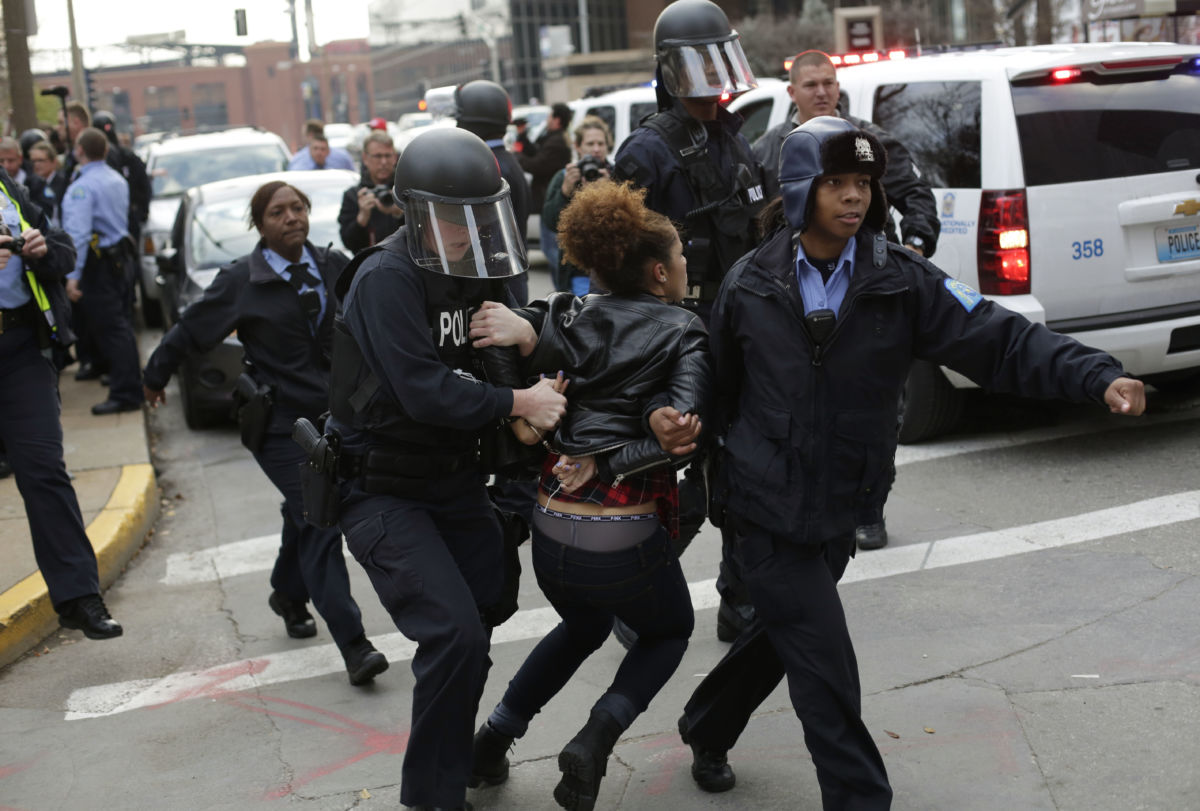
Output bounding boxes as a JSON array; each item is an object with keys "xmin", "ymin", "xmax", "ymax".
[
  {"xmin": 633, "ymin": 732, "xmax": 692, "ymax": 796},
  {"xmin": 0, "ymin": 753, "xmax": 44, "ymax": 811},
  {"xmin": 147, "ymin": 658, "xmax": 271, "ymax": 709}
]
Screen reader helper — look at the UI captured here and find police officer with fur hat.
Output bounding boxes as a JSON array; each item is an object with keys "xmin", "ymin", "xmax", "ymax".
[
  {"xmin": 676, "ymin": 116, "xmax": 1145, "ymax": 809},
  {"xmin": 611, "ymin": 0, "xmax": 767, "ymax": 645},
  {"xmin": 324, "ymin": 127, "xmax": 566, "ymax": 811},
  {"xmin": 455, "ymin": 79, "xmax": 532, "ymax": 304}
]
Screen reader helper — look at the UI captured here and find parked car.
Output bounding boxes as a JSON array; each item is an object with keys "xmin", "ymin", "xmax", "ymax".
[
  {"xmin": 139, "ymin": 128, "xmax": 291, "ymax": 327},
  {"xmin": 730, "ymin": 43, "xmax": 1200, "ymax": 441},
  {"xmin": 154, "ymin": 169, "xmax": 356, "ymax": 428},
  {"xmin": 568, "ymin": 85, "xmax": 659, "ymax": 155}
]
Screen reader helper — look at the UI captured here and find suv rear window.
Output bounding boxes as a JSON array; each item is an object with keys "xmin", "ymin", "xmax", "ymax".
[
  {"xmin": 151, "ymin": 144, "xmax": 289, "ymax": 197},
  {"xmin": 1012, "ymin": 71, "xmax": 1200, "ymax": 186},
  {"xmin": 872, "ymin": 81, "xmax": 982, "ymax": 189}
]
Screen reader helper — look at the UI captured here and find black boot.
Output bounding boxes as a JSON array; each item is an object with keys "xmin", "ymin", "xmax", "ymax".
[
  {"xmin": 678, "ymin": 714, "xmax": 735, "ymax": 793},
  {"xmin": 554, "ymin": 708, "xmax": 624, "ymax": 811},
  {"xmin": 468, "ymin": 721, "xmax": 512, "ymax": 788}
]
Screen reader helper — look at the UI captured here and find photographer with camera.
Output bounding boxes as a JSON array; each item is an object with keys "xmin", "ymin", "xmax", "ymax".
[
  {"xmin": 542, "ymin": 116, "xmax": 615, "ymax": 295},
  {"xmin": 337, "ymin": 131, "xmax": 403, "ymax": 254}
]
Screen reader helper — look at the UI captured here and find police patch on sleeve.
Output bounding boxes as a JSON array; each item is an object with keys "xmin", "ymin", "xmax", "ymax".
[{"xmin": 944, "ymin": 278, "xmax": 982, "ymax": 312}]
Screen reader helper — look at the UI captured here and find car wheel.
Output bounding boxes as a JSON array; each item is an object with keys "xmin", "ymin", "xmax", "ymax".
[
  {"xmin": 138, "ymin": 273, "xmax": 165, "ymax": 328},
  {"xmin": 898, "ymin": 360, "xmax": 965, "ymax": 444},
  {"xmin": 179, "ymin": 361, "xmax": 227, "ymax": 430}
]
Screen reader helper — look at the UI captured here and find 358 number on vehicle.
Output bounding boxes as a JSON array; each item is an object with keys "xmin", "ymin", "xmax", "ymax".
[{"xmin": 1071, "ymin": 239, "xmax": 1104, "ymax": 260}]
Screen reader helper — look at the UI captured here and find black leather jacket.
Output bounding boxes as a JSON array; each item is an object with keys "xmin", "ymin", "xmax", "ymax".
[{"xmin": 515, "ymin": 291, "xmax": 711, "ymax": 482}]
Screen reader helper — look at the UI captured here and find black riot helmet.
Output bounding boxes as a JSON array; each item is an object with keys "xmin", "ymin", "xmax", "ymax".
[
  {"xmin": 779, "ymin": 116, "xmax": 888, "ymax": 233},
  {"xmin": 18, "ymin": 129, "xmax": 47, "ymax": 159},
  {"xmin": 653, "ymin": 0, "xmax": 756, "ymax": 101},
  {"xmin": 454, "ymin": 80, "xmax": 512, "ymax": 140},
  {"xmin": 92, "ymin": 111, "xmax": 119, "ymax": 145},
  {"xmin": 395, "ymin": 128, "xmax": 526, "ymax": 279}
]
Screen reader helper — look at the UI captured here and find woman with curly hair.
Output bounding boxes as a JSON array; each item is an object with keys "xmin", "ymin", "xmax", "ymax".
[{"xmin": 466, "ymin": 179, "xmax": 711, "ymax": 811}]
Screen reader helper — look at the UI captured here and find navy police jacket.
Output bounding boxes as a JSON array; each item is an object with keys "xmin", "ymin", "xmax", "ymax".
[
  {"xmin": 710, "ymin": 226, "xmax": 1126, "ymax": 545},
  {"xmin": 143, "ymin": 241, "xmax": 347, "ymax": 433}
]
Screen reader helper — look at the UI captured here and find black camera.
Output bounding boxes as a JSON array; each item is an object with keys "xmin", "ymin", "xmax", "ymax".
[
  {"xmin": 372, "ymin": 185, "xmax": 396, "ymax": 208},
  {"xmin": 577, "ymin": 156, "xmax": 608, "ymax": 183},
  {"xmin": 0, "ymin": 222, "xmax": 23, "ymax": 254}
]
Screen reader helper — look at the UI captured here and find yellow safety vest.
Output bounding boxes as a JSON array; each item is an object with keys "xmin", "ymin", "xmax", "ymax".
[{"xmin": 0, "ymin": 179, "xmax": 57, "ymax": 336}]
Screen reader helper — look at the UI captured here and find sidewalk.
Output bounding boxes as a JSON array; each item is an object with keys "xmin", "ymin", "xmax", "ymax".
[{"xmin": 0, "ymin": 367, "xmax": 158, "ymax": 669}]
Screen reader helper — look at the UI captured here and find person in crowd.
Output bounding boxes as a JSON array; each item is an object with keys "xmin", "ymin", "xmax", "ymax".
[
  {"xmin": 337, "ymin": 130, "xmax": 403, "ymax": 254},
  {"xmin": 518, "ymin": 102, "xmax": 573, "ymax": 290},
  {"xmin": 27, "ymin": 140, "xmax": 61, "ymax": 223},
  {"xmin": 61, "ymin": 127, "xmax": 142, "ymax": 415},
  {"xmin": 677, "ymin": 115, "xmax": 1146, "ymax": 809},
  {"xmin": 91, "ymin": 111, "xmax": 152, "ymax": 245},
  {"xmin": 541, "ymin": 115, "xmax": 614, "ymax": 296},
  {"xmin": 0, "ymin": 136, "xmax": 44, "ymax": 201},
  {"xmin": 466, "ymin": 178, "xmax": 709, "ymax": 811},
  {"xmin": 455, "ymin": 79, "xmax": 533, "ymax": 305},
  {"xmin": 288, "ymin": 119, "xmax": 355, "ymax": 171},
  {"xmin": 511, "ymin": 116, "xmax": 534, "ymax": 155},
  {"xmin": 0, "ymin": 165, "xmax": 122, "ymax": 639},
  {"xmin": 142, "ymin": 179, "xmax": 387, "ymax": 686},
  {"xmin": 753, "ymin": 49, "xmax": 944, "ymax": 551},
  {"xmin": 324, "ymin": 127, "xmax": 566, "ymax": 811},
  {"xmin": 611, "ymin": 0, "xmax": 766, "ymax": 644}
]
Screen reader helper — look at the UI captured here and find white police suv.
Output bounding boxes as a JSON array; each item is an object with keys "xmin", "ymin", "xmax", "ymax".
[{"xmin": 732, "ymin": 43, "xmax": 1200, "ymax": 441}]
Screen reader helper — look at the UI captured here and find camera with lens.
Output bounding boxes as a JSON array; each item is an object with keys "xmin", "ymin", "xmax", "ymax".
[
  {"xmin": 0, "ymin": 221, "xmax": 23, "ymax": 254},
  {"xmin": 372, "ymin": 185, "xmax": 396, "ymax": 208},
  {"xmin": 577, "ymin": 156, "xmax": 609, "ymax": 183}
]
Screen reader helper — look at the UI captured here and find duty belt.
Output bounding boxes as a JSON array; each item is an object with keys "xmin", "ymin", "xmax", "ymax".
[
  {"xmin": 341, "ymin": 445, "xmax": 479, "ymax": 480},
  {"xmin": 0, "ymin": 305, "xmax": 34, "ymax": 333}
]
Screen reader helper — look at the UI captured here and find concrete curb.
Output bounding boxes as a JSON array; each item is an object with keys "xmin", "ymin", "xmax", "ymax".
[{"xmin": 0, "ymin": 462, "xmax": 158, "ymax": 669}]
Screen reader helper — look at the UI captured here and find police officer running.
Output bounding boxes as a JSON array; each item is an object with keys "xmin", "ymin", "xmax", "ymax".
[
  {"xmin": 0, "ymin": 165, "xmax": 123, "ymax": 639},
  {"xmin": 611, "ymin": 0, "xmax": 765, "ymax": 644},
  {"xmin": 753, "ymin": 48, "xmax": 943, "ymax": 552},
  {"xmin": 324, "ymin": 128, "xmax": 566, "ymax": 811},
  {"xmin": 61, "ymin": 127, "xmax": 143, "ymax": 415},
  {"xmin": 677, "ymin": 115, "xmax": 1146, "ymax": 809}
]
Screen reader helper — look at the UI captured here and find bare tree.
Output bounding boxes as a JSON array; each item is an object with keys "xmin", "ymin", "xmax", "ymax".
[{"xmin": 735, "ymin": 3, "xmax": 833, "ymax": 78}]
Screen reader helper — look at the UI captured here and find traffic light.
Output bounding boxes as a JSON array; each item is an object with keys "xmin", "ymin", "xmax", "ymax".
[
  {"xmin": 458, "ymin": 13, "xmax": 467, "ymax": 37},
  {"xmin": 83, "ymin": 68, "xmax": 98, "ymax": 113},
  {"xmin": 235, "ymin": 9, "xmax": 248, "ymax": 37}
]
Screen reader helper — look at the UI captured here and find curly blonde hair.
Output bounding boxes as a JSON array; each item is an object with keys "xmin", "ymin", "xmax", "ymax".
[{"xmin": 557, "ymin": 180, "xmax": 678, "ymax": 296}]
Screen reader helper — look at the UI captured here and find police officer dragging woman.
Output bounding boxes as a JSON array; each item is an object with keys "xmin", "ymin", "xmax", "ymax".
[
  {"xmin": 309, "ymin": 128, "xmax": 566, "ymax": 811},
  {"xmin": 141, "ymin": 179, "xmax": 388, "ymax": 686},
  {"xmin": 674, "ymin": 116, "xmax": 1146, "ymax": 809}
]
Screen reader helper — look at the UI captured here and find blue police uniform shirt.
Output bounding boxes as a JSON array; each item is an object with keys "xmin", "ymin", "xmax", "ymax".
[
  {"xmin": 287, "ymin": 146, "xmax": 355, "ymax": 172},
  {"xmin": 62, "ymin": 160, "xmax": 130, "ymax": 279},
  {"xmin": 794, "ymin": 237, "xmax": 857, "ymax": 318},
  {"xmin": 261, "ymin": 244, "xmax": 327, "ymax": 328},
  {"xmin": 0, "ymin": 186, "xmax": 29, "ymax": 308}
]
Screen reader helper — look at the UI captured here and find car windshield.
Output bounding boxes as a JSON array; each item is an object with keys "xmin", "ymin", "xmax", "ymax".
[
  {"xmin": 188, "ymin": 182, "xmax": 345, "ymax": 269},
  {"xmin": 151, "ymin": 144, "xmax": 289, "ymax": 197},
  {"xmin": 1012, "ymin": 69, "xmax": 1200, "ymax": 186}
]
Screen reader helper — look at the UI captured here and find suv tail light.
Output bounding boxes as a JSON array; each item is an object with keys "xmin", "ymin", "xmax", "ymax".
[{"xmin": 977, "ymin": 189, "xmax": 1030, "ymax": 295}]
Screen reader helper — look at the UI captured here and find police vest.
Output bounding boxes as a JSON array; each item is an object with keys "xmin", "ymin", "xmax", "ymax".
[
  {"xmin": 329, "ymin": 235, "xmax": 508, "ymax": 454},
  {"xmin": 0, "ymin": 179, "xmax": 58, "ymax": 341},
  {"xmin": 636, "ymin": 109, "xmax": 766, "ymax": 300}
]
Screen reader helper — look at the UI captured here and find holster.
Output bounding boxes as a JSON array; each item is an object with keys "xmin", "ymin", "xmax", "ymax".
[
  {"xmin": 293, "ymin": 416, "xmax": 341, "ymax": 528},
  {"xmin": 232, "ymin": 371, "xmax": 274, "ymax": 454}
]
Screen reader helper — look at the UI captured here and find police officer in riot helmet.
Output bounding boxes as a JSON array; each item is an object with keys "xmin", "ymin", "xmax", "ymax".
[
  {"xmin": 455, "ymin": 79, "xmax": 533, "ymax": 305},
  {"xmin": 91, "ymin": 111, "xmax": 151, "ymax": 244},
  {"xmin": 611, "ymin": 0, "xmax": 767, "ymax": 645},
  {"xmin": 324, "ymin": 127, "xmax": 566, "ymax": 811}
]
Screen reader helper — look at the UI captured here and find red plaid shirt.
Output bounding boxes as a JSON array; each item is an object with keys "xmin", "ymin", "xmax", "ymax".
[{"xmin": 539, "ymin": 453, "xmax": 680, "ymax": 538}]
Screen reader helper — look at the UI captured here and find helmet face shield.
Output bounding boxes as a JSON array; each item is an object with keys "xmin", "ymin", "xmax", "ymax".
[
  {"xmin": 405, "ymin": 186, "xmax": 527, "ymax": 279},
  {"xmin": 658, "ymin": 36, "xmax": 757, "ymax": 99}
]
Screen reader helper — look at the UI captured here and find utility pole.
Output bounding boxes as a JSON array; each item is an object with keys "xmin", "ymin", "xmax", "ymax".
[
  {"xmin": 2, "ymin": 0, "xmax": 37, "ymax": 131},
  {"xmin": 66, "ymin": 0, "xmax": 87, "ymax": 106}
]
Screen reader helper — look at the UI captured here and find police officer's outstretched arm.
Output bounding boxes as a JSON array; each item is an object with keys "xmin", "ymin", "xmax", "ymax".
[{"xmin": 907, "ymin": 257, "xmax": 1144, "ymax": 415}]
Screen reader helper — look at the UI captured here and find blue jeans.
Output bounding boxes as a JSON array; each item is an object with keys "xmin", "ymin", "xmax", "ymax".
[{"xmin": 497, "ymin": 522, "xmax": 694, "ymax": 728}]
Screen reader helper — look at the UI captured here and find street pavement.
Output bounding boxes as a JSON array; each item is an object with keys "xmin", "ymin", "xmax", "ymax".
[{"xmin": 2, "ymin": 266, "xmax": 1199, "ymax": 810}]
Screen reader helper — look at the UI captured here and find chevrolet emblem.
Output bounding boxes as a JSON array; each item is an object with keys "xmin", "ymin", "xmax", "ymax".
[{"xmin": 1175, "ymin": 199, "xmax": 1200, "ymax": 217}]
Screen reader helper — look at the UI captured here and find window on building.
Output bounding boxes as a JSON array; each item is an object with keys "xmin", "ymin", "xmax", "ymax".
[
  {"xmin": 144, "ymin": 86, "xmax": 182, "ymax": 133},
  {"xmin": 193, "ymin": 83, "xmax": 229, "ymax": 130}
]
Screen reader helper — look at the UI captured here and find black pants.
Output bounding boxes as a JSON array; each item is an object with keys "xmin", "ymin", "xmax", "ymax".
[
  {"xmin": 252, "ymin": 431, "xmax": 363, "ymax": 648},
  {"xmin": 0, "ymin": 325, "xmax": 100, "ymax": 608},
  {"xmin": 682, "ymin": 526, "xmax": 892, "ymax": 810},
  {"xmin": 80, "ymin": 255, "xmax": 141, "ymax": 405},
  {"xmin": 339, "ymin": 470, "xmax": 502, "ymax": 809}
]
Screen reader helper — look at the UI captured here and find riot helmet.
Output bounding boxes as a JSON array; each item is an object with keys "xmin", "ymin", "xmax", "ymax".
[
  {"xmin": 653, "ymin": 0, "xmax": 756, "ymax": 101},
  {"xmin": 92, "ymin": 111, "xmax": 119, "ymax": 144},
  {"xmin": 454, "ymin": 80, "xmax": 512, "ymax": 139},
  {"xmin": 18, "ymin": 129, "xmax": 46, "ymax": 159},
  {"xmin": 779, "ymin": 116, "xmax": 888, "ymax": 233},
  {"xmin": 394, "ymin": 128, "xmax": 526, "ymax": 280}
]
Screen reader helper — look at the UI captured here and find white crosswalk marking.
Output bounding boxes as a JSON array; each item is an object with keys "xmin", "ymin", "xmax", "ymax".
[{"xmin": 76, "ymin": 491, "xmax": 1199, "ymax": 721}]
